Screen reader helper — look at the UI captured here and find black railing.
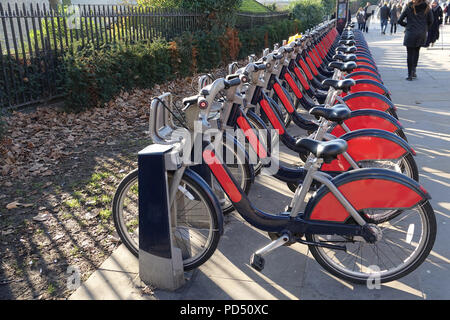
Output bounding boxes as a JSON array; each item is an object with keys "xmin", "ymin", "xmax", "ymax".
[{"xmin": 0, "ymin": 3, "xmax": 289, "ymax": 110}]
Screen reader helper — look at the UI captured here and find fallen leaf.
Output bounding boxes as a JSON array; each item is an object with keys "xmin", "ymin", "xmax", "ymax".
[
  {"xmin": 52, "ymin": 233, "xmax": 64, "ymax": 241},
  {"xmin": 33, "ymin": 211, "xmax": 50, "ymax": 222},
  {"xmin": 6, "ymin": 201, "xmax": 19, "ymax": 209},
  {"xmin": 1, "ymin": 229, "xmax": 14, "ymax": 236}
]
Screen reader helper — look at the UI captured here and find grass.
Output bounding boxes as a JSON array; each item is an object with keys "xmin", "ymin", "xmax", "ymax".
[
  {"xmin": 47, "ymin": 283, "xmax": 56, "ymax": 296},
  {"xmin": 70, "ymin": 245, "xmax": 81, "ymax": 257},
  {"xmin": 126, "ymin": 219, "xmax": 138, "ymax": 233},
  {"xmin": 99, "ymin": 209, "xmax": 112, "ymax": 221},
  {"xmin": 239, "ymin": 0, "xmax": 272, "ymax": 13},
  {"xmin": 64, "ymin": 198, "xmax": 81, "ymax": 209}
]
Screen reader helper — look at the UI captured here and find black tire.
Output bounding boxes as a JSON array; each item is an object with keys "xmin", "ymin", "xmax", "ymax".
[
  {"xmin": 306, "ymin": 200, "xmax": 436, "ymax": 284},
  {"xmin": 356, "ymin": 153, "xmax": 419, "ymax": 182},
  {"xmin": 400, "ymin": 153, "xmax": 419, "ymax": 182},
  {"xmin": 395, "ymin": 129, "xmax": 408, "ymax": 142},
  {"xmin": 112, "ymin": 169, "xmax": 221, "ymax": 270},
  {"xmin": 388, "ymin": 107, "xmax": 399, "ymax": 120}
]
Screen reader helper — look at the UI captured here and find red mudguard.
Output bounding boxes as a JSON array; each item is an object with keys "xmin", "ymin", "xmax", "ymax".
[
  {"xmin": 329, "ymin": 110, "xmax": 403, "ymax": 137},
  {"xmin": 346, "ymin": 79, "xmax": 390, "ymax": 96},
  {"xmin": 357, "ymin": 61, "xmax": 378, "ymax": 70},
  {"xmin": 342, "ymin": 91, "xmax": 395, "ymax": 113},
  {"xmin": 306, "ymin": 168, "xmax": 430, "ymax": 222},
  {"xmin": 346, "ymin": 73, "xmax": 382, "ymax": 84},
  {"xmin": 320, "ymin": 129, "xmax": 414, "ymax": 172},
  {"xmin": 353, "ymin": 66, "xmax": 379, "ymax": 76},
  {"xmin": 356, "ymin": 57, "xmax": 376, "ymax": 66}
]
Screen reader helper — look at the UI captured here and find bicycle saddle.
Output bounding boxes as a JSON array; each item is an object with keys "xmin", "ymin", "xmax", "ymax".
[
  {"xmin": 182, "ymin": 95, "xmax": 199, "ymax": 106},
  {"xmin": 340, "ymin": 35, "xmax": 355, "ymax": 41},
  {"xmin": 295, "ymin": 138, "xmax": 347, "ymax": 163},
  {"xmin": 309, "ymin": 104, "xmax": 352, "ymax": 124},
  {"xmin": 338, "ymin": 39, "xmax": 356, "ymax": 46},
  {"xmin": 327, "ymin": 61, "xmax": 357, "ymax": 74},
  {"xmin": 321, "ymin": 78, "xmax": 356, "ymax": 93},
  {"xmin": 332, "ymin": 53, "xmax": 357, "ymax": 62},
  {"xmin": 336, "ymin": 45, "xmax": 357, "ymax": 54}
]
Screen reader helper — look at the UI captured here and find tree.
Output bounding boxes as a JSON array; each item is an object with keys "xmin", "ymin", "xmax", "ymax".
[
  {"xmin": 290, "ymin": 0, "xmax": 324, "ymax": 31},
  {"xmin": 322, "ymin": 0, "xmax": 336, "ymax": 15},
  {"xmin": 135, "ymin": 0, "xmax": 243, "ymax": 27}
]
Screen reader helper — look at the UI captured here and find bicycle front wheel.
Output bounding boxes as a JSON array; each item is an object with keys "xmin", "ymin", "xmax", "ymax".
[{"xmin": 112, "ymin": 169, "xmax": 222, "ymax": 270}]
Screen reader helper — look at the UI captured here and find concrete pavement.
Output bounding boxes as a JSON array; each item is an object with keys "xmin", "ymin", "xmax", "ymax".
[{"xmin": 70, "ymin": 25, "xmax": 450, "ymax": 300}]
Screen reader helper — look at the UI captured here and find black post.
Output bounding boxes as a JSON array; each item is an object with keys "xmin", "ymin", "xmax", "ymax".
[{"xmin": 335, "ymin": 0, "xmax": 350, "ymax": 34}]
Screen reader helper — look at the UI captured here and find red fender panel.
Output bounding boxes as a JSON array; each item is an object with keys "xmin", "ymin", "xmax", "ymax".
[
  {"xmin": 350, "ymin": 83, "xmax": 387, "ymax": 96},
  {"xmin": 353, "ymin": 67, "xmax": 379, "ymax": 76},
  {"xmin": 343, "ymin": 95, "xmax": 392, "ymax": 112},
  {"xmin": 309, "ymin": 178, "xmax": 423, "ymax": 222},
  {"xmin": 357, "ymin": 61, "xmax": 377, "ymax": 69},
  {"xmin": 321, "ymin": 136, "xmax": 408, "ymax": 171},
  {"xmin": 330, "ymin": 115, "xmax": 399, "ymax": 137},
  {"xmin": 347, "ymin": 74, "xmax": 382, "ymax": 83}
]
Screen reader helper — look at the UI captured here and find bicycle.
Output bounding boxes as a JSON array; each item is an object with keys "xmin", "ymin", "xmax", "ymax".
[{"xmin": 114, "ymin": 77, "xmax": 436, "ymax": 284}]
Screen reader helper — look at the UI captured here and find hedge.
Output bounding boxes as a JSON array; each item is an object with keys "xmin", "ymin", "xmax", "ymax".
[{"xmin": 63, "ymin": 19, "xmax": 301, "ymax": 112}]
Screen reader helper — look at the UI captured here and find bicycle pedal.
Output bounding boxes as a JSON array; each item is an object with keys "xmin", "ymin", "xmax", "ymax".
[{"xmin": 250, "ymin": 253, "xmax": 265, "ymax": 272}]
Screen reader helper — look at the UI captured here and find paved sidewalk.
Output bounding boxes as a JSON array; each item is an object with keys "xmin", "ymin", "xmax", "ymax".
[{"xmin": 70, "ymin": 25, "xmax": 450, "ymax": 300}]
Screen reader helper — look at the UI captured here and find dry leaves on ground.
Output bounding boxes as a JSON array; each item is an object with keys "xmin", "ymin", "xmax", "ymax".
[{"xmin": 0, "ymin": 74, "xmax": 212, "ymax": 184}]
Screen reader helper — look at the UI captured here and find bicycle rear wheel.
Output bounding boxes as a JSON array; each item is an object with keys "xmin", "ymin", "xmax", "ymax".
[
  {"xmin": 306, "ymin": 201, "xmax": 436, "ymax": 284},
  {"xmin": 112, "ymin": 169, "xmax": 221, "ymax": 270}
]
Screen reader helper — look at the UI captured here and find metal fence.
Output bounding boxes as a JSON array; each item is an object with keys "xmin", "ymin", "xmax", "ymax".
[{"xmin": 0, "ymin": 3, "xmax": 289, "ymax": 110}]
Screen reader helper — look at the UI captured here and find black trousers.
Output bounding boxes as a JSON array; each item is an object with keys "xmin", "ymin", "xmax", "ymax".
[
  {"xmin": 390, "ymin": 23, "xmax": 397, "ymax": 33},
  {"xmin": 407, "ymin": 47, "xmax": 421, "ymax": 76}
]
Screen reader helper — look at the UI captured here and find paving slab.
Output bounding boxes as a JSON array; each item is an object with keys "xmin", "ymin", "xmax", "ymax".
[{"xmin": 70, "ymin": 24, "xmax": 450, "ymax": 300}]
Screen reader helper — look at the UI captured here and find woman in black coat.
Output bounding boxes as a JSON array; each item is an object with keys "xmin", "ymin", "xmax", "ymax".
[
  {"xmin": 425, "ymin": 0, "xmax": 443, "ymax": 46},
  {"xmin": 398, "ymin": 0, "xmax": 434, "ymax": 80}
]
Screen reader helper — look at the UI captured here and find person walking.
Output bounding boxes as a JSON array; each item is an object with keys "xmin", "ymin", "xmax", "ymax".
[
  {"xmin": 380, "ymin": 2, "xmax": 391, "ymax": 34},
  {"xmin": 364, "ymin": 2, "xmax": 372, "ymax": 32},
  {"xmin": 357, "ymin": 7, "xmax": 366, "ymax": 30},
  {"xmin": 445, "ymin": 1, "xmax": 450, "ymax": 24},
  {"xmin": 425, "ymin": 0, "xmax": 443, "ymax": 46},
  {"xmin": 398, "ymin": 0, "xmax": 434, "ymax": 80},
  {"xmin": 390, "ymin": 3, "xmax": 401, "ymax": 33}
]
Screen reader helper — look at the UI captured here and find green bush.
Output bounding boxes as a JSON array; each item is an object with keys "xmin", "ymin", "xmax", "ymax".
[
  {"xmin": 63, "ymin": 19, "xmax": 302, "ymax": 111},
  {"xmin": 63, "ymin": 39, "xmax": 172, "ymax": 112},
  {"xmin": 290, "ymin": 0, "xmax": 325, "ymax": 31},
  {"xmin": 322, "ymin": 0, "xmax": 336, "ymax": 16}
]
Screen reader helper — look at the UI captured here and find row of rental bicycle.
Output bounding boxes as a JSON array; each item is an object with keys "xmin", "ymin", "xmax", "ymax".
[{"xmin": 112, "ymin": 20, "xmax": 436, "ymax": 285}]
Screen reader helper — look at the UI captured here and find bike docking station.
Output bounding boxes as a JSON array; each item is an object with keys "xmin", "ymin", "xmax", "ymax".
[
  {"xmin": 335, "ymin": 0, "xmax": 350, "ymax": 34},
  {"xmin": 138, "ymin": 93, "xmax": 189, "ymax": 291}
]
